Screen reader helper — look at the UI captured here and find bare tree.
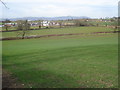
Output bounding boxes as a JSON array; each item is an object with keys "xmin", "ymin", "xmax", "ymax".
[
  {"xmin": 16, "ymin": 20, "xmax": 31, "ymax": 39},
  {"xmin": 49, "ymin": 21, "xmax": 53, "ymax": 28},
  {"xmin": 2, "ymin": 19, "xmax": 11, "ymax": 31},
  {"xmin": 74, "ymin": 19, "xmax": 88, "ymax": 26},
  {"xmin": 38, "ymin": 20, "xmax": 43, "ymax": 29},
  {"xmin": 111, "ymin": 17, "xmax": 118, "ymax": 33},
  {"xmin": 58, "ymin": 20, "xmax": 63, "ymax": 28},
  {"xmin": 74, "ymin": 19, "xmax": 81, "ymax": 26}
]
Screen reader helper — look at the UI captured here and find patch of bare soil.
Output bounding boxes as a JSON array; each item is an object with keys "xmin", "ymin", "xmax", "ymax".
[{"xmin": 2, "ymin": 70, "xmax": 24, "ymax": 88}]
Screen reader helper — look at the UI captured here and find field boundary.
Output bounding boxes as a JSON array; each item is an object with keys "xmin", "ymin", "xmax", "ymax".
[{"xmin": 1, "ymin": 31, "xmax": 119, "ymax": 41}]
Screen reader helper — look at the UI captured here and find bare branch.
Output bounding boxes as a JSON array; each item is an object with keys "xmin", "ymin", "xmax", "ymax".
[{"xmin": 0, "ymin": 0, "xmax": 9, "ymax": 9}]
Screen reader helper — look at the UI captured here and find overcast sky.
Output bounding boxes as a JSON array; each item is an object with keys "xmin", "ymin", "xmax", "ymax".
[{"xmin": 0, "ymin": 0, "xmax": 119, "ymax": 18}]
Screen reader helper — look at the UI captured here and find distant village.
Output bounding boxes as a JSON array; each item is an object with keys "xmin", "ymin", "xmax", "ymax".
[{"xmin": 0, "ymin": 17, "xmax": 118, "ymax": 31}]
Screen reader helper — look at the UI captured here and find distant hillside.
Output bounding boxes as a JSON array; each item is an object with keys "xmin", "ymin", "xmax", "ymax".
[{"xmin": 1, "ymin": 16, "xmax": 90, "ymax": 21}]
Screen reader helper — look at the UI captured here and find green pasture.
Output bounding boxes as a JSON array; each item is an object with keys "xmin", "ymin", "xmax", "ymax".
[
  {"xmin": 87, "ymin": 21, "xmax": 114, "ymax": 26},
  {"xmin": 2, "ymin": 27, "xmax": 114, "ymax": 38},
  {"xmin": 2, "ymin": 31, "xmax": 118, "ymax": 88}
]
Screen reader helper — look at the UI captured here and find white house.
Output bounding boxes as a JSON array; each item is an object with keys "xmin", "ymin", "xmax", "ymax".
[{"xmin": 42, "ymin": 21, "xmax": 50, "ymax": 26}]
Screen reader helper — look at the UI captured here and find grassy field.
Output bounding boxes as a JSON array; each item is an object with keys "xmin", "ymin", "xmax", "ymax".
[
  {"xmin": 87, "ymin": 21, "xmax": 114, "ymax": 26},
  {"xmin": 2, "ymin": 27, "xmax": 118, "ymax": 88},
  {"xmin": 1, "ymin": 26, "xmax": 47, "ymax": 31},
  {"xmin": 2, "ymin": 27, "xmax": 114, "ymax": 38}
]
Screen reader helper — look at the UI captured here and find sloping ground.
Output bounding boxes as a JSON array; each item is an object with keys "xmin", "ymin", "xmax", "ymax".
[{"xmin": 2, "ymin": 34, "xmax": 118, "ymax": 88}]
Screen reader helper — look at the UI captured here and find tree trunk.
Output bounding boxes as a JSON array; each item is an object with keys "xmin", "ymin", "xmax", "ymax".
[
  {"xmin": 22, "ymin": 32, "xmax": 25, "ymax": 39},
  {"xmin": 5, "ymin": 26, "xmax": 8, "ymax": 31}
]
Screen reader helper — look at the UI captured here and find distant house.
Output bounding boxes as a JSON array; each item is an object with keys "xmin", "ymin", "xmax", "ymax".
[
  {"xmin": 41, "ymin": 21, "xmax": 50, "ymax": 26},
  {"xmin": 31, "ymin": 23, "xmax": 38, "ymax": 26},
  {"xmin": 55, "ymin": 22, "xmax": 60, "ymax": 26},
  {"xmin": 4, "ymin": 23, "xmax": 16, "ymax": 27}
]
